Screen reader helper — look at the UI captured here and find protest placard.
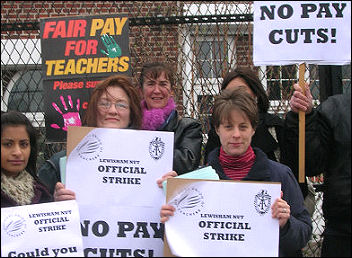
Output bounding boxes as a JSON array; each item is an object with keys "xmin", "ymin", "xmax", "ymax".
[
  {"xmin": 40, "ymin": 14, "xmax": 131, "ymax": 141},
  {"xmin": 1, "ymin": 200, "xmax": 83, "ymax": 257},
  {"xmin": 163, "ymin": 178, "xmax": 281, "ymax": 257},
  {"xmin": 65, "ymin": 126, "xmax": 174, "ymax": 256},
  {"xmin": 253, "ymin": 1, "xmax": 351, "ymax": 182},
  {"xmin": 253, "ymin": 1, "xmax": 351, "ymax": 65}
]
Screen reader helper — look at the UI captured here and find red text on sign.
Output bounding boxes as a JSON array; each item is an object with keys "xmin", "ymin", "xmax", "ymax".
[{"xmin": 42, "ymin": 20, "xmax": 87, "ymax": 39}]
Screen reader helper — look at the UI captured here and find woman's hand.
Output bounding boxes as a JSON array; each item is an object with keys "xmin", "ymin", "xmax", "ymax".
[
  {"xmin": 271, "ymin": 191, "xmax": 291, "ymax": 228},
  {"xmin": 54, "ymin": 182, "xmax": 76, "ymax": 201},
  {"xmin": 156, "ymin": 170, "xmax": 178, "ymax": 188},
  {"xmin": 160, "ymin": 204, "xmax": 176, "ymax": 223}
]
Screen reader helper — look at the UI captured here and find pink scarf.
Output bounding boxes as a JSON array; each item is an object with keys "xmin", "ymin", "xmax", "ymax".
[
  {"xmin": 141, "ymin": 98, "xmax": 176, "ymax": 130},
  {"xmin": 219, "ymin": 146, "xmax": 255, "ymax": 180}
]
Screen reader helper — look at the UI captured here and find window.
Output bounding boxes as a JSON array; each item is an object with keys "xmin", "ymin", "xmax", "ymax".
[
  {"xmin": 8, "ymin": 70, "xmax": 43, "ymax": 112},
  {"xmin": 3, "ymin": 70, "xmax": 45, "ymax": 127},
  {"xmin": 261, "ymin": 64, "xmax": 325, "ymax": 113},
  {"xmin": 182, "ymin": 33, "xmax": 234, "ymax": 121},
  {"xmin": 265, "ymin": 65, "xmax": 297, "ymax": 101},
  {"xmin": 308, "ymin": 64, "xmax": 320, "ymax": 100},
  {"xmin": 196, "ymin": 40, "xmax": 226, "ymax": 79},
  {"xmin": 189, "ymin": 37, "xmax": 230, "ymax": 134}
]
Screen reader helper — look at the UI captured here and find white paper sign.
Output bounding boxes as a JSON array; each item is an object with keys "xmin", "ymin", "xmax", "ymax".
[
  {"xmin": 66, "ymin": 128, "xmax": 174, "ymax": 207},
  {"xmin": 79, "ymin": 205, "xmax": 164, "ymax": 257},
  {"xmin": 65, "ymin": 127, "xmax": 174, "ymax": 256},
  {"xmin": 165, "ymin": 179, "xmax": 281, "ymax": 257},
  {"xmin": 253, "ymin": 1, "xmax": 351, "ymax": 65},
  {"xmin": 1, "ymin": 200, "xmax": 83, "ymax": 257}
]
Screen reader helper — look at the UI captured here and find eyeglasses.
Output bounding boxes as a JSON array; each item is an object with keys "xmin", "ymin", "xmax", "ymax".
[{"xmin": 97, "ymin": 101, "xmax": 129, "ymax": 111}]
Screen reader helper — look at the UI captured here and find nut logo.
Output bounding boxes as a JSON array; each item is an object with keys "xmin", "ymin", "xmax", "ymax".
[
  {"xmin": 77, "ymin": 133, "xmax": 102, "ymax": 161},
  {"xmin": 170, "ymin": 187, "xmax": 204, "ymax": 216},
  {"xmin": 3, "ymin": 214, "xmax": 26, "ymax": 237},
  {"xmin": 149, "ymin": 137, "xmax": 165, "ymax": 160},
  {"xmin": 254, "ymin": 189, "xmax": 272, "ymax": 215}
]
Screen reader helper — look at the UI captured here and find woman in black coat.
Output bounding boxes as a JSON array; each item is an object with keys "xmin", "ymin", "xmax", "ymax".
[
  {"xmin": 203, "ymin": 68, "xmax": 309, "ymax": 198},
  {"xmin": 160, "ymin": 89, "xmax": 312, "ymax": 257},
  {"xmin": 204, "ymin": 67, "xmax": 285, "ymax": 164}
]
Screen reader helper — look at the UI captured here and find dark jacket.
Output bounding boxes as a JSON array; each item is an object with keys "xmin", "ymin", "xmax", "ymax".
[
  {"xmin": 38, "ymin": 150, "xmax": 66, "ymax": 194},
  {"xmin": 207, "ymin": 147, "xmax": 312, "ymax": 257},
  {"xmin": 1, "ymin": 174, "xmax": 53, "ymax": 208},
  {"xmin": 205, "ymin": 112, "xmax": 285, "ymax": 163},
  {"xmin": 205, "ymin": 112, "xmax": 310, "ymax": 198},
  {"xmin": 160, "ymin": 110, "xmax": 203, "ymax": 175},
  {"xmin": 285, "ymin": 93, "xmax": 351, "ymax": 234}
]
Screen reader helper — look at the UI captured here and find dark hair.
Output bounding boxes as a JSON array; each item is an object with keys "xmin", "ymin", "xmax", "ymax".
[
  {"xmin": 139, "ymin": 62, "xmax": 174, "ymax": 88},
  {"xmin": 213, "ymin": 88, "xmax": 258, "ymax": 130},
  {"xmin": 221, "ymin": 67, "xmax": 269, "ymax": 113},
  {"xmin": 1, "ymin": 111, "xmax": 38, "ymax": 176},
  {"xmin": 83, "ymin": 75, "xmax": 142, "ymax": 129}
]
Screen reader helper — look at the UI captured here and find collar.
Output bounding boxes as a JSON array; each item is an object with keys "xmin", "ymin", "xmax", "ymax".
[{"xmin": 208, "ymin": 147, "xmax": 272, "ymax": 182}]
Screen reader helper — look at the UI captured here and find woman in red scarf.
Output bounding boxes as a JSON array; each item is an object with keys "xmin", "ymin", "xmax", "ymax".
[{"xmin": 160, "ymin": 88, "xmax": 312, "ymax": 257}]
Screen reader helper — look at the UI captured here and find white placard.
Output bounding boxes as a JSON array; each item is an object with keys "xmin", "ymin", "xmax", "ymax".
[
  {"xmin": 253, "ymin": 1, "xmax": 351, "ymax": 65},
  {"xmin": 78, "ymin": 205, "xmax": 164, "ymax": 257},
  {"xmin": 65, "ymin": 127, "xmax": 174, "ymax": 256},
  {"xmin": 165, "ymin": 179, "xmax": 281, "ymax": 257},
  {"xmin": 66, "ymin": 127, "xmax": 174, "ymax": 207},
  {"xmin": 1, "ymin": 200, "xmax": 83, "ymax": 257}
]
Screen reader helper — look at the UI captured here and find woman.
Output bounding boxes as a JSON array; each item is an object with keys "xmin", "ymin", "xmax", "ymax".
[
  {"xmin": 1, "ymin": 111, "xmax": 53, "ymax": 207},
  {"xmin": 205, "ymin": 67, "xmax": 284, "ymax": 164},
  {"xmin": 139, "ymin": 62, "xmax": 203, "ymax": 175},
  {"xmin": 39, "ymin": 75, "xmax": 143, "ymax": 194},
  {"xmin": 83, "ymin": 75, "xmax": 142, "ymax": 130},
  {"xmin": 160, "ymin": 88, "xmax": 312, "ymax": 257},
  {"xmin": 39, "ymin": 75, "xmax": 176, "ymax": 201},
  {"xmin": 204, "ymin": 67, "xmax": 310, "ymax": 199}
]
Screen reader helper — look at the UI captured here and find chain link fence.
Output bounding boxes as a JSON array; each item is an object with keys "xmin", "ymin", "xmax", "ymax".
[{"xmin": 1, "ymin": 1, "xmax": 351, "ymax": 256}]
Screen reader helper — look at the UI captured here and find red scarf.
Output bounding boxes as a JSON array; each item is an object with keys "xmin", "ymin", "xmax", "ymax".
[{"xmin": 219, "ymin": 146, "xmax": 255, "ymax": 180}]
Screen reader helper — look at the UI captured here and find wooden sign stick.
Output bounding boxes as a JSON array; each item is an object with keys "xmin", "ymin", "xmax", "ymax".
[{"xmin": 298, "ymin": 63, "xmax": 306, "ymax": 183}]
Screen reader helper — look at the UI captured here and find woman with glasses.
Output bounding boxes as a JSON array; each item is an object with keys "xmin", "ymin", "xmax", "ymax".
[
  {"xmin": 38, "ymin": 75, "xmax": 176, "ymax": 200},
  {"xmin": 84, "ymin": 75, "xmax": 142, "ymax": 130}
]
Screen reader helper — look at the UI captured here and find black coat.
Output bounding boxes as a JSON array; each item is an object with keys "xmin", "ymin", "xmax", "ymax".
[
  {"xmin": 160, "ymin": 110, "xmax": 203, "ymax": 175},
  {"xmin": 208, "ymin": 147, "xmax": 312, "ymax": 257},
  {"xmin": 38, "ymin": 150, "xmax": 66, "ymax": 195},
  {"xmin": 285, "ymin": 93, "xmax": 351, "ymax": 231}
]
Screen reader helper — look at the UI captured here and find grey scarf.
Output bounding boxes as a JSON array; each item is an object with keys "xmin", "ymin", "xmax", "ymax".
[{"xmin": 1, "ymin": 170, "xmax": 35, "ymax": 205}]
